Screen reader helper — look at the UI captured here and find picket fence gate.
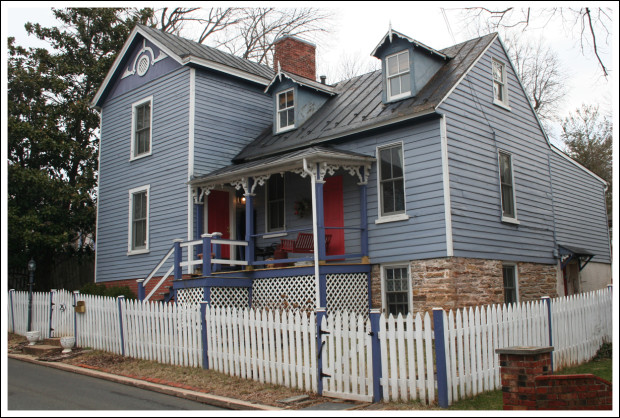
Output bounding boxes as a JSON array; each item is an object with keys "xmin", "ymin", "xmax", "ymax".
[
  {"xmin": 8, "ymin": 287, "xmax": 612, "ymax": 406},
  {"xmin": 320, "ymin": 311, "xmax": 374, "ymax": 402}
]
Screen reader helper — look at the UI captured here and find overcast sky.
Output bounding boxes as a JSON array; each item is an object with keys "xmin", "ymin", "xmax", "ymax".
[{"xmin": 3, "ymin": 2, "xmax": 618, "ymax": 147}]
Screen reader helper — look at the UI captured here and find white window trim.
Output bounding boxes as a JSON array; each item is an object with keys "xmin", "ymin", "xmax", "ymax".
[
  {"xmin": 381, "ymin": 263, "xmax": 412, "ymax": 315},
  {"xmin": 276, "ymin": 88, "xmax": 295, "ymax": 133},
  {"xmin": 497, "ymin": 149, "xmax": 519, "ymax": 224},
  {"xmin": 130, "ymin": 95, "xmax": 153, "ymax": 161},
  {"xmin": 386, "ymin": 50, "xmax": 411, "ymax": 102},
  {"xmin": 502, "ymin": 263, "xmax": 519, "ymax": 304},
  {"xmin": 127, "ymin": 184, "xmax": 150, "ymax": 255},
  {"xmin": 376, "ymin": 142, "xmax": 409, "ymax": 223},
  {"xmin": 265, "ymin": 175, "xmax": 286, "ymax": 233},
  {"xmin": 492, "ymin": 59, "xmax": 510, "ymax": 110}
]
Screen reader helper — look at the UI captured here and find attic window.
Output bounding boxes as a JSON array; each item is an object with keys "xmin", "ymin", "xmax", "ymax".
[
  {"xmin": 277, "ymin": 88, "xmax": 295, "ymax": 132},
  {"xmin": 386, "ymin": 50, "xmax": 411, "ymax": 101},
  {"xmin": 492, "ymin": 59, "xmax": 510, "ymax": 109}
]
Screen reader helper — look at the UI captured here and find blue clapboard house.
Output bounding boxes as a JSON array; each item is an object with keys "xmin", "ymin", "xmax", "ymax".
[{"xmin": 91, "ymin": 25, "xmax": 611, "ymax": 315}]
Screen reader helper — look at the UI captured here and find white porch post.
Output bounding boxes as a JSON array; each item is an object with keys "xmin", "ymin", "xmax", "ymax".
[{"xmin": 303, "ymin": 158, "xmax": 321, "ymax": 309}]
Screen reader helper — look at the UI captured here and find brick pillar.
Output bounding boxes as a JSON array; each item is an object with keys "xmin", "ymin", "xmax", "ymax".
[{"xmin": 496, "ymin": 346, "xmax": 553, "ymax": 410}]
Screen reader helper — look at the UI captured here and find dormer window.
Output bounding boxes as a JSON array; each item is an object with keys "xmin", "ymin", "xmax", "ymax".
[
  {"xmin": 277, "ymin": 88, "xmax": 295, "ymax": 132},
  {"xmin": 386, "ymin": 50, "xmax": 411, "ymax": 101}
]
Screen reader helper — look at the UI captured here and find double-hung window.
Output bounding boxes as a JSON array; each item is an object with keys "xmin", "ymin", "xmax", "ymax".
[
  {"xmin": 128, "ymin": 185, "xmax": 150, "ymax": 254},
  {"xmin": 386, "ymin": 50, "xmax": 411, "ymax": 101},
  {"xmin": 502, "ymin": 264, "xmax": 518, "ymax": 305},
  {"xmin": 379, "ymin": 144, "xmax": 406, "ymax": 217},
  {"xmin": 266, "ymin": 175, "xmax": 285, "ymax": 232},
  {"xmin": 492, "ymin": 59, "xmax": 509, "ymax": 108},
  {"xmin": 384, "ymin": 265, "xmax": 410, "ymax": 316},
  {"xmin": 498, "ymin": 151, "xmax": 518, "ymax": 222},
  {"xmin": 131, "ymin": 96, "xmax": 153, "ymax": 159},
  {"xmin": 277, "ymin": 89, "xmax": 295, "ymax": 132}
]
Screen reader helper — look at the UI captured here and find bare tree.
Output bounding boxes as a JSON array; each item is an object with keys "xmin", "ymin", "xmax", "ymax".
[
  {"xmin": 504, "ymin": 35, "xmax": 568, "ymax": 128},
  {"xmin": 457, "ymin": 7, "xmax": 612, "ymax": 77},
  {"xmin": 148, "ymin": 7, "xmax": 334, "ymax": 68},
  {"xmin": 211, "ymin": 8, "xmax": 334, "ymax": 67},
  {"xmin": 319, "ymin": 51, "xmax": 380, "ymax": 84}
]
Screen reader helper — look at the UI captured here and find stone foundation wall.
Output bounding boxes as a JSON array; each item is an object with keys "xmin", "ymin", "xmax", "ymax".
[{"xmin": 372, "ymin": 257, "xmax": 559, "ymax": 315}]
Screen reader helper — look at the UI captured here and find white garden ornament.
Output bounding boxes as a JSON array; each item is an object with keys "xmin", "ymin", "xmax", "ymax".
[{"xmin": 60, "ymin": 336, "xmax": 76, "ymax": 353}]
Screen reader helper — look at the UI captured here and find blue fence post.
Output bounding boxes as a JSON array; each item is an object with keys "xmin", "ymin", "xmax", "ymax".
[
  {"xmin": 369, "ymin": 308, "xmax": 383, "ymax": 402},
  {"xmin": 316, "ymin": 307, "xmax": 327, "ymax": 395},
  {"xmin": 117, "ymin": 296, "xmax": 126, "ymax": 356},
  {"xmin": 73, "ymin": 291, "xmax": 80, "ymax": 347},
  {"xmin": 433, "ymin": 308, "xmax": 449, "ymax": 408},
  {"xmin": 49, "ymin": 289, "xmax": 56, "ymax": 338},
  {"xmin": 212, "ymin": 232, "xmax": 222, "ymax": 272},
  {"xmin": 137, "ymin": 279, "xmax": 145, "ymax": 301},
  {"xmin": 201, "ymin": 234, "xmax": 212, "ymax": 276},
  {"xmin": 607, "ymin": 284, "xmax": 612, "ymax": 293},
  {"xmin": 200, "ymin": 301, "xmax": 209, "ymax": 369},
  {"xmin": 173, "ymin": 239, "xmax": 183, "ymax": 279},
  {"xmin": 9, "ymin": 289, "xmax": 15, "ymax": 333},
  {"xmin": 542, "ymin": 296, "xmax": 553, "ymax": 372}
]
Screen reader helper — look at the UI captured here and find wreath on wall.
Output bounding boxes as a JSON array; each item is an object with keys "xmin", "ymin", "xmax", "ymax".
[{"xmin": 294, "ymin": 198, "xmax": 312, "ymax": 218}]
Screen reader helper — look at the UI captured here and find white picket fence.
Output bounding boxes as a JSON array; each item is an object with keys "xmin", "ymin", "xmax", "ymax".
[
  {"xmin": 8, "ymin": 287, "xmax": 612, "ymax": 406},
  {"xmin": 441, "ymin": 300, "xmax": 549, "ymax": 404},
  {"xmin": 379, "ymin": 311, "xmax": 435, "ymax": 404},
  {"xmin": 551, "ymin": 288, "xmax": 613, "ymax": 370},
  {"xmin": 76, "ymin": 295, "xmax": 203, "ymax": 367},
  {"xmin": 206, "ymin": 306, "xmax": 317, "ymax": 391}
]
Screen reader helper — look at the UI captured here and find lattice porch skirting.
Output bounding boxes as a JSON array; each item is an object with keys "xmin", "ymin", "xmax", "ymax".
[{"xmin": 176, "ymin": 272, "xmax": 369, "ymax": 317}]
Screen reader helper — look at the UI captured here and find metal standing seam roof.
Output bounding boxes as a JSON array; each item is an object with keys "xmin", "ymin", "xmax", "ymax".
[
  {"xmin": 234, "ymin": 32, "xmax": 498, "ymax": 162},
  {"xmin": 136, "ymin": 25, "xmax": 275, "ymax": 80}
]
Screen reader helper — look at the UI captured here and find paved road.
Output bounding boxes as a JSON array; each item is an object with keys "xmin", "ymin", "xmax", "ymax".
[{"xmin": 7, "ymin": 358, "xmax": 225, "ymax": 410}]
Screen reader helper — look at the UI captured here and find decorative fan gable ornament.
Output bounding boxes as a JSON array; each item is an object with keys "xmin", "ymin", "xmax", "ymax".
[{"xmin": 122, "ymin": 39, "xmax": 168, "ymax": 79}]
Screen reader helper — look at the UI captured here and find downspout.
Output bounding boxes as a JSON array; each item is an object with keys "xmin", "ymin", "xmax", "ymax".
[{"xmin": 303, "ymin": 158, "xmax": 321, "ymax": 309}]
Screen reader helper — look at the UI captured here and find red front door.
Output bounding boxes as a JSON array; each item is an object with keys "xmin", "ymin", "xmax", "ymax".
[
  {"xmin": 207, "ymin": 190, "xmax": 230, "ymax": 259},
  {"xmin": 323, "ymin": 176, "xmax": 344, "ymax": 256}
]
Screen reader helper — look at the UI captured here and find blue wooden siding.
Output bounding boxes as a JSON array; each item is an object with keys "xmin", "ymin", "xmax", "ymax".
[
  {"xmin": 96, "ymin": 67, "xmax": 190, "ymax": 282},
  {"xmin": 336, "ymin": 120, "xmax": 448, "ymax": 263},
  {"xmin": 438, "ymin": 37, "xmax": 556, "ymax": 264},
  {"xmin": 193, "ymin": 71, "xmax": 272, "ymax": 177},
  {"xmin": 549, "ymin": 150, "xmax": 610, "ymax": 263}
]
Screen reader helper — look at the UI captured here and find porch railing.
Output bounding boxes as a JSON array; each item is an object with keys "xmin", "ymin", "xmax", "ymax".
[
  {"xmin": 251, "ymin": 226, "xmax": 366, "ymax": 266},
  {"xmin": 138, "ymin": 234, "xmax": 248, "ymax": 301},
  {"xmin": 139, "ymin": 226, "xmax": 366, "ymax": 301}
]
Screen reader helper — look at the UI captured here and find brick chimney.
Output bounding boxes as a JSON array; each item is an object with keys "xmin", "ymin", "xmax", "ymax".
[{"xmin": 273, "ymin": 35, "xmax": 316, "ymax": 81}]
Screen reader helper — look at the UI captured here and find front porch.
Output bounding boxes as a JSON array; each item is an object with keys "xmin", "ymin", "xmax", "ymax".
[{"xmin": 139, "ymin": 147, "xmax": 376, "ymax": 314}]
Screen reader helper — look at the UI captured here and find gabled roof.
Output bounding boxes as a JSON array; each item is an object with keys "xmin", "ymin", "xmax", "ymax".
[
  {"xmin": 235, "ymin": 32, "xmax": 498, "ymax": 162},
  {"xmin": 370, "ymin": 28, "xmax": 450, "ymax": 60},
  {"xmin": 92, "ymin": 25, "xmax": 274, "ymax": 108},
  {"xmin": 265, "ymin": 70, "xmax": 336, "ymax": 95}
]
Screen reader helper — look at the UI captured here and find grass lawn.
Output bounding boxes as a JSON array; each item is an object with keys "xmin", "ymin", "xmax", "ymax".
[{"xmin": 448, "ymin": 345, "xmax": 612, "ymax": 410}]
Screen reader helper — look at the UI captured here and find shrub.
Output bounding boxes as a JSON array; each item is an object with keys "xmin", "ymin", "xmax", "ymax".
[{"xmin": 79, "ymin": 283, "xmax": 136, "ymax": 299}]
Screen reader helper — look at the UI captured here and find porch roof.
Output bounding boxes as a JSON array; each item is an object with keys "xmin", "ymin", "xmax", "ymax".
[{"xmin": 189, "ymin": 146, "xmax": 375, "ymax": 188}]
